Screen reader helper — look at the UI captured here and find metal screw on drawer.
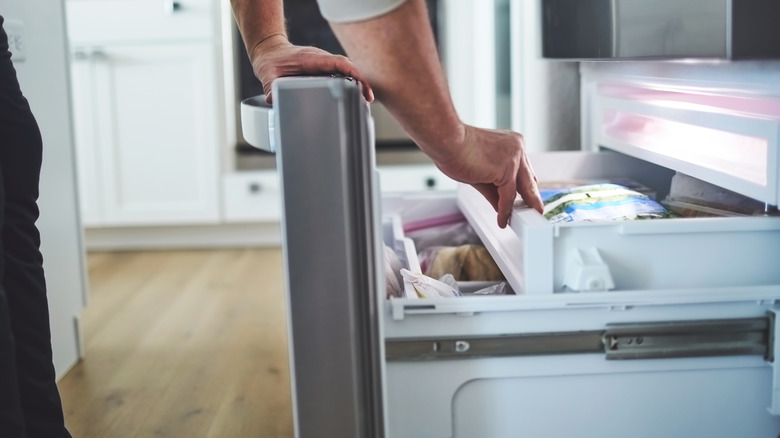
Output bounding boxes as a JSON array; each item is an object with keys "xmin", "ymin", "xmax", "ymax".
[
  {"xmin": 425, "ymin": 177, "xmax": 436, "ymax": 189},
  {"xmin": 249, "ymin": 182, "xmax": 262, "ymax": 194},
  {"xmin": 454, "ymin": 340, "xmax": 470, "ymax": 353}
]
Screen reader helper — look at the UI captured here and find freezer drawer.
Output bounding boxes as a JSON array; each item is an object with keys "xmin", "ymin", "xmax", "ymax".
[
  {"xmin": 455, "ymin": 151, "xmax": 780, "ymax": 295},
  {"xmin": 382, "ymin": 182, "xmax": 780, "ymax": 438}
]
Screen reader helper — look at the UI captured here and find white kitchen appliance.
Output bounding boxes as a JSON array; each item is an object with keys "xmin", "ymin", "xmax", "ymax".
[{"xmin": 241, "ymin": 58, "xmax": 780, "ymax": 437}]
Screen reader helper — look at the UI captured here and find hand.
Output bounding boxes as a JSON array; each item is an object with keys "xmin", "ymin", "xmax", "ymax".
[
  {"xmin": 432, "ymin": 125, "xmax": 544, "ymax": 229},
  {"xmin": 249, "ymin": 35, "xmax": 374, "ymax": 104}
]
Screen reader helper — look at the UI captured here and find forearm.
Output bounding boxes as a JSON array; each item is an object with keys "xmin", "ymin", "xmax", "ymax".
[
  {"xmin": 329, "ymin": 0, "xmax": 465, "ymax": 165},
  {"xmin": 230, "ymin": 0, "xmax": 287, "ymax": 58}
]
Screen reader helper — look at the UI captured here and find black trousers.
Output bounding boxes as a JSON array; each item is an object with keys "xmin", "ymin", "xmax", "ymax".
[{"xmin": 0, "ymin": 15, "xmax": 71, "ymax": 438}]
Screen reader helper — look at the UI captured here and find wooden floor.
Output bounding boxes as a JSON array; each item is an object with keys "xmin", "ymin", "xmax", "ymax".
[{"xmin": 57, "ymin": 249, "xmax": 293, "ymax": 438}]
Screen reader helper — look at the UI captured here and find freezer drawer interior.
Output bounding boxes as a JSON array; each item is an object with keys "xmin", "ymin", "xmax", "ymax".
[
  {"xmin": 385, "ymin": 151, "xmax": 780, "ymax": 297},
  {"xmin": 380, "ymin": 150, "xmax": 780, "ymax": 437}
]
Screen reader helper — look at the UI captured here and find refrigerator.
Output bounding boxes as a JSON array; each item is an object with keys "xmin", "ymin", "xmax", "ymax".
[{"xmin": 241, "ymin": 60, "xmax": 780, "ymax": 436}]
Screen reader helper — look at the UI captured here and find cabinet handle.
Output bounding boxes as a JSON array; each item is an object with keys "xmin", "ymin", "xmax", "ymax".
[
  {"xmin": 164, "ymin": 0, "xmax": 182, "ymax": 14},
  {"xmin": 91, "ymin": 49, "xmax": 108, "ymax": 61},
  {"xmin": 73, "ymin": 49, "xmax": 107, "ymax": 61}
]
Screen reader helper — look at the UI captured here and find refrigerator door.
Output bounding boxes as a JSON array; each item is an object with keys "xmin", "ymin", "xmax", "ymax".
[{"xmin": 271, "ymin": 77, "xmax": 386, "ymax": 438}]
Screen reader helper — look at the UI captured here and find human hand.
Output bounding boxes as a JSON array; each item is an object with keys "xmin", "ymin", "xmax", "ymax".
[
  {"xmin": 249, "ymin": 35, "xmax": 374, "ymax": 104},
  {"xmin": 433, "ymin": 125, "xmax": 544, "ymax": 229}
]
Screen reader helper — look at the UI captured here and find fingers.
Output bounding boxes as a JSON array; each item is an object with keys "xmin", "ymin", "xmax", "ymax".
[
  {"xmin": 517, "ymin": 155, "xmax": 544, "ymax": 214},
  {"xmin": 472, "ymin": 183, "xmax": 515, "ymax": 229},
  {"xmin": 257, "ymin": 47, "xmax": 375, "ymax": 104},
  {"xmin": 323, "ymin": 55, "xmax": 374, "ymax": 102},
  {"xmin": 495, "ymin": 180, "xmax": 518, "ymax": 229}
]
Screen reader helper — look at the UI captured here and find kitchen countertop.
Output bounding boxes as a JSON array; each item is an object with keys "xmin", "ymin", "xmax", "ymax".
[{"xmin": 235, "ymin": 143, "xmax": 435, "ymax": 171}]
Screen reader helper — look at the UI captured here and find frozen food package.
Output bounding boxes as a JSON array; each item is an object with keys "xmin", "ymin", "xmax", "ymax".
[
  {"xmin": 420, "ymin": 244, "xmax": 505, "ymax": 282},
  {"xmin": 664, "ymin": 172, "xmax": 768, "ymax": 217},
  {"xmin": 430, "ymin": 273, "xmax": 511, "ymax": 297},
  {"xmin": 400, "ymin": 269, "xmax": 462, "ymax": 298},
  {"xmin": 404, "ymin": 217, "xmax": 481, "ymax": 253},
  {"xmin": 470, "ymin": 282, "xmax": 511, "ymax": 295},
  {"xmin": 540, "ymin": 182, "xmax": 674, "ymax": 223}
]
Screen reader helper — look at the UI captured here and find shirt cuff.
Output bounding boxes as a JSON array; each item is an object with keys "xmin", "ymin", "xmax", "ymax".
[{"xmin": 317, "ymin": 0, "xmax": 408, "ymax": 23}]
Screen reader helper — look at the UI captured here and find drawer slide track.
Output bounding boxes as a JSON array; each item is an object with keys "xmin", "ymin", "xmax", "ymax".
[{"xmin": 385, "ymin": 316, "xmax": 772, "ymax": 362}]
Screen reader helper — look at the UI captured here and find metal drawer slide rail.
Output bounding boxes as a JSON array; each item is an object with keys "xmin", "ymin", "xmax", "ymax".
[{"xmin": 385, "ymin": 316, "xmax": 772, "ymax": 362}]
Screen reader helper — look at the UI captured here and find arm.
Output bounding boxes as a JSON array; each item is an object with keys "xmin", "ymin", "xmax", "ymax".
[
  {"xmin": 230, "ymin": 0, "xmax": 373, "ymax": 103},
  {"xmin": 329, "ymin": 0, "xmax": 543, "ymax": 227}
]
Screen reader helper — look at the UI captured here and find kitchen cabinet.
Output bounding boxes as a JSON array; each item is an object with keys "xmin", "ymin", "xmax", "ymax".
[
  {"xmin": 222, "ymin": 170, "xmax": 281, "ymax": 223},
  {"xmin": 67, "ymin": 0, "xmax": 222, "ymax": 227},
  {"xmin": 222, "ymin": 165, "xmax": 456, "ymax": 224}
]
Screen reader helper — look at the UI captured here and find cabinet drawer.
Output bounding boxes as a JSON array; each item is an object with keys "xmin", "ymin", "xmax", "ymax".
[
  {"xmin": 66, "ymin": 0, "xmax": 214, "ymax": 45},
  {"xmin": 222, "ymin": 171, "xmax": 281, "ymax": 223},
  {"xmin": 377, "ymin": 164, "xmax": 457, "ymax": 192}
]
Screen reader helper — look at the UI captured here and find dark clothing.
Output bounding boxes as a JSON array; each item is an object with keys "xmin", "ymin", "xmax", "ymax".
[{"xmin": 0, "ymin": 15, "xmax": 72, "ymax": 438}]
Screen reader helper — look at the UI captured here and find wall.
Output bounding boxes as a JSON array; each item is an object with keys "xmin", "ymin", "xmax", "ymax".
[
  {"xmin": 441, "ymin": 0, "xmax": 580, "ymax": 152},
  {"xmin": 2, "ymin": 0, "xmax": 86, "ymax": 379}
]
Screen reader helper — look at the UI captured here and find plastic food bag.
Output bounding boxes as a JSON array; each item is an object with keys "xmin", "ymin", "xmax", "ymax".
[
  {"xmin": 663, "ymin": 172, "xmax": 769, "ymax": 217},
  {"xmin": 419, "ymin": 244, "xmax": 505, "ymax": 282},
  {"xmin": 400, "ymin": 269, "xmax": 462, "ymax": 298},
  {"xmin": 471, "ymin": 282, "xmax": 511, "ymax": 295},
  {"xmin": 438, "ymin": 274, "xmax": 511, "ymax": 296},
  {"xmin": 383, "ymin": 245, "xmax": 405, "ymax": 298},
  {"xmin": 405, "ymin": 219, "xmax": 481, "ymax": 253},
  {"xmin": 540, "ymin": 183, "xmax": 673, "ymax": 223}
]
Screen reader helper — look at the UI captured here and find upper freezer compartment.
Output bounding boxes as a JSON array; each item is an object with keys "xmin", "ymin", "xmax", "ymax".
[{"xmin": 582, "ymin": 62, "xmax": 780, "ymax": 207}]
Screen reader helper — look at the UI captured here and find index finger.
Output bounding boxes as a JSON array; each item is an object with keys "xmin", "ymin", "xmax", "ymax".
[
  {"xmin": 326, "ymin": 57, "xmax": 375, "ymax": 103},
  {"xmin": 495, "ymin": 180, "xmax": 518, "ymax": 229},
  {"xmin": 517, "ymin": 156, "xmax": 543, "ymax": 214}
]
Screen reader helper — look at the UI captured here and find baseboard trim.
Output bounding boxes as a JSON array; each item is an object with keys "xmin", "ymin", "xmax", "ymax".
[{"xmin": 84, "ymin": 222, "xmax": 282, "ymax": 250}]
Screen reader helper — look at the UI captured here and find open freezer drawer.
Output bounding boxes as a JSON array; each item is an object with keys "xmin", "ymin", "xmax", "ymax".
[
  {"xmin": 382, "ymin": 179, "xmax": 780, "ymax": 438},
  {"xmin": 456, "ymin": 151, "xmax": 780, "ymax": 295}
]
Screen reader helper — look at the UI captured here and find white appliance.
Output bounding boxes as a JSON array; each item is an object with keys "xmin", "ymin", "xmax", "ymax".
[{"xmin": 242, "ymin": 58, "xmax": 780, "ymax": 437}]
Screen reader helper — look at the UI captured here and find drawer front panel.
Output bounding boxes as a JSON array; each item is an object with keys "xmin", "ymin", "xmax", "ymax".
[
  {"xmin": 378, "ymin": 165, "xmax": 457, "ymax": 193},
  {"xmin": 222, "ymin": 171, "xmax": 281, "ymax": 223},
  {"xmin": 66, "ymin": 0, "xmax": 215, "ymax": 45}
]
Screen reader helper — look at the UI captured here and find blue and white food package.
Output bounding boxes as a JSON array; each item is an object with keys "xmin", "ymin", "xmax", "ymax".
[{"xmin": 540, "ymin": 183, "xmax": 673, "ymax": 223}]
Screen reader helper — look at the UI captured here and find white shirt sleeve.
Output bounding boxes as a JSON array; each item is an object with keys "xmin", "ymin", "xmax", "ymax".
[{"xmin": 317, "ymin": 0, "xmax": 407, "ymax": 23}]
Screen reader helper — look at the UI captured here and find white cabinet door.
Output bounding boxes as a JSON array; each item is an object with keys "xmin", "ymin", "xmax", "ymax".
[
  {"xmin": 69, "ymin": 49, "xmax": 103, "ymax": 226},
  {"xmin": 70, "ymin": 42, "xmax": 221, "ymax": 226}
]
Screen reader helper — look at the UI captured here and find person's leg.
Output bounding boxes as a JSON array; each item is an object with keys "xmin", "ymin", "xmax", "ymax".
[
  {"xmin": 0, "ymin": 174, "xmax": 27, "ymax": 437},
  {"xmin": 0, "ymin": 16, "xmax": 71, "ymax": 438}
]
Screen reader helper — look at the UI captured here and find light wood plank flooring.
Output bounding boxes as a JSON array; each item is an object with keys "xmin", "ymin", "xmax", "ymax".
[{"xmin": 57, "ymin": 249, "xmax": 293, "ymax": 438}]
